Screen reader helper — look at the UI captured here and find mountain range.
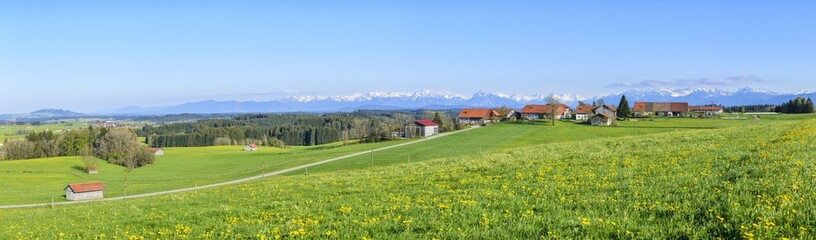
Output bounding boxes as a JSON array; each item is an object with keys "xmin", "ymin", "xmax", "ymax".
[{"xmin": 103, "ymin": 87, "xmax": 815, "ymax": 115}]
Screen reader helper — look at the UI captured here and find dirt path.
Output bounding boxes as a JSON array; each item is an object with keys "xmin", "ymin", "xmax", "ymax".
[{"xmin": 0, "ymin": 126, "xmax": 479, "ymax": 209}]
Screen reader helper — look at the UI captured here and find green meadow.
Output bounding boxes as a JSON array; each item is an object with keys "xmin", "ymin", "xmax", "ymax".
[
  {"xmin": 0, "ymin": 122, "xmax": 89, "ymax": 143},
  {"xmin": 0, "ymin": 116, "xmax": 808, "ymax": 206},
  {"xmin": 0, "ymin": 115, "xmax": 814, "ymax": 239}
]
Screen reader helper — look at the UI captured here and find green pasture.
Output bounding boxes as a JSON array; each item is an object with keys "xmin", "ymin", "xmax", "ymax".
[
  {"xmin": 1, "ymin": 116, "xmax": 815, "ymax": 238},
  {"xmin": 0, "ymin": 122, "xmax": 89, "ymax": 143},
  {"xmin": 1, "ymin": 115, "xmax": 812, "ymax": 205}
]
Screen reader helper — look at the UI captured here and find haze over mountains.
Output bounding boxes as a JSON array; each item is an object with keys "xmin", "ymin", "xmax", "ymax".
[
  {"xmin": 107, "ymin": 87, "xmax": 815, "ymax": 115},
  {"xmin": 2, "ymin": 87, "xmax": 814, "ymax": 118}
]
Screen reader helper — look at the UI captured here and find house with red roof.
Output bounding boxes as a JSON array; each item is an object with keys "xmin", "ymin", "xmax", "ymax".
[
  {"xmin": 64, "ymin": 181, "xmax": 104, "ymax": 201},
  {"xmin": 414, "ymin": 120, "xmax": 439, "ymax": 137},
  {"xmin": 244, "ymin": 144, "xmax": 258, "ymax": 151},
  {"xmin": 519, "ymin": 104, "xmax": 573, "ymax": 120},
  {"xmin": 457, "ymin": 108, "xmax": 501, "ymax": 125}
]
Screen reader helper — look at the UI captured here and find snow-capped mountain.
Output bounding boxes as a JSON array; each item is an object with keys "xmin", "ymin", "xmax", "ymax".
[{"xmin": 107, "ymin": 88, "xmax": 815, "ymax": 115}]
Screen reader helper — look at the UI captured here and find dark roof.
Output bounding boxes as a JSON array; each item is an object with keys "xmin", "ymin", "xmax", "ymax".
[
  {"xmin": 415, "ymin": 120, "xmax": 439, "ymax": 127},
  {"xmin": 575, "ymin": 106, "xmax": 599, "ymax": 114},
  {"xmin": 65, "ymin": 182, "xmax": 104, "ymax": 193},
  {"xmin": 633, "ymin": 102, "xmax": 689, "ymax": 112},
  {"xmin": 603, "ymin": 104, "xmax": 618, "ymax": 112}
]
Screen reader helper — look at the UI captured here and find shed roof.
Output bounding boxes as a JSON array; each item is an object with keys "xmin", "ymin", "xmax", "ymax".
[
  {"xmin": 65, "ymin": 181, "xmax": 104, "ymax": 193},
  {"xmin": 149, "ymin": 147, "xmax": 162, "ymax": 153},
  {"xmin": 415, "ymin": 120, "xmax": 438, "ymax": 127},
  {"xmin": 575, "ymin": 106, "xmax": 599, "ymax": 114},
  {"xmin": 247, "ymin": 144, "xmax": 258, "ymax": 148}
]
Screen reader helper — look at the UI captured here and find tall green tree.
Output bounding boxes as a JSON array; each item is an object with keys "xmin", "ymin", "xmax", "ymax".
[
  {"xmin": 617, "ymin": 95, "xmax": 632, "ymax": 118},
  {"xmin": 807, "ymin": 98, "xmax": 815, "ymax": 113},
  {"xmin": 432, "ymin": 112, "xmax": 444, "ymax": 128}
]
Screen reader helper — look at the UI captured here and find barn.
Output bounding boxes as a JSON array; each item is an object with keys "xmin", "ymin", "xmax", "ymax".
[
  {"xmin": 64, "ymin": 181, "xmax": 104, "ymax": 201},
  {"xmin": 590, "ymin": 113, "xmax": 616, "ymax": 126},
  {"xmin": 633, "ymin": 102, "xmax": 689, "ymax": 117},
  {"xmin": 414, "ymin": 120, "xmax": 439, "ymax": 137},
  {"xmin": 149, "ymin": 147, "xmax": 164, "ymax": 156}
]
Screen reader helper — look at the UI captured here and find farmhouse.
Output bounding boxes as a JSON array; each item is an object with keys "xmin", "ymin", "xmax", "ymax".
[
  {"xmin": 590, "ymin": 113, "xmax": 616, "ymax": 126},
  {"xmin": 595, "ymin": 104, "xmax": 617, "ymax": 116},
  {"xmin": 519, "ymin": 104, "xmax": 572, "ymax": 120},
  {"xmin": 689, "ymin": 106, "xmax": 724, "ymax": 116},
  {"xmin": 149, "ymin": 147, "xmax": 164, "ymax": 156},
  {"xmin": 244, "ymin": 144, "xmax": 258, "ymax": 151},
  {"xmin": 574, "ymin": 106, "xmax": 599, "ymax": 120},
  {"xmin": 414, "ymin": 120, "xmax": 439, "ymax": 137},
  {"xmin": 64, "ymin": 181, "xmax": 104, "ymax": 201},
  {"xmin": 633, "ymin": 102, "xmax": 689, "ymax": 117},
  {"xmin": 457, "ymin": 108, "xmax": 500, "ymax": 125}
]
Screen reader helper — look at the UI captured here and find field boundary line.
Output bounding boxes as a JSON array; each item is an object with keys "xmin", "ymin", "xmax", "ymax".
[{"xmin": 0, "ymin": 126, "xmax": 480, "ymax": 209}]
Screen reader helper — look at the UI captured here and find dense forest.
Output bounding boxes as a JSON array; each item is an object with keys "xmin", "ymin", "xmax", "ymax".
[
  {"xmin": 1, "ymin": 127, "xmax": 154, "ymax": 170},
  {"xmin": 139, "ymin": 110, "xmax": 461, "ymax": 148},
  {"xmin": 775, "ymin": 97, "xmax": 814, "ymax": 114},
  {"xmin": 724, "ymin": 97, "xmax": 814, "ymax": 114}
]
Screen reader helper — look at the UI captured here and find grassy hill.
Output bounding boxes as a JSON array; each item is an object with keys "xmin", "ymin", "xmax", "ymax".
[
  {"xmin": 1, "ymin": 116, "xmax": 815, "ymax": 238},
  {"xmin": 0, "ymin": 117, "xmax": 787, "ymax": 205}
]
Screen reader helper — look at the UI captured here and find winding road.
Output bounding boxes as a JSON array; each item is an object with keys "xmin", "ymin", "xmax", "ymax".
[{"xmin": 0, "ymin": 126, "xmax": 479, "ymax": 209}]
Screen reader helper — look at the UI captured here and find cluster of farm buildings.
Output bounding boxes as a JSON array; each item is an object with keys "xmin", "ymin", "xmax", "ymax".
[
  {"xmin": 454, "ymin": 102, "xmax": 724, "ymax": 126},
  {"xmin": 62, "ymin": 101, "xmax": 723, "ymax": 201}
]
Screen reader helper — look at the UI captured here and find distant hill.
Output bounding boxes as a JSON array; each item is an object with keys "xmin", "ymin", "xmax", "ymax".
[
  {"xmin": 30, "ymin": 109, "xmax": 85, "ymax": 117},
  {"xmin": 0, "ymin": 109, "xmax": 85, "ymax": 121},
  {"xmin": 107, "ymin": 88, "xmax": 816, "ymax": 115}
]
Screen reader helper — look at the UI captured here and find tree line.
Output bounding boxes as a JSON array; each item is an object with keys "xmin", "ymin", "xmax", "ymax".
[
  {"xmin": 140, "ymin": 111, "xmax": 461, "ymax": 148},
  {"xmin": 775, "ymin": 97, "xmax": 814, "ymax": 114},
  {"xmin": 1, "ymin": 127, "xmax": 155, "ymax": 170},
  {"xmin": 723, "ymin": 97, "xmax": 814, "ymax": 114}
]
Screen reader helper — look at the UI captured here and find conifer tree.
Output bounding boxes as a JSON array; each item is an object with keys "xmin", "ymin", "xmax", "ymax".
[
  {"xmin": 432, "ymin": 112, "xmax": 444, "ymax": 128},
  {"xmin": 617, "ymin": 95, "xmax": 632, "ymax": 118}
]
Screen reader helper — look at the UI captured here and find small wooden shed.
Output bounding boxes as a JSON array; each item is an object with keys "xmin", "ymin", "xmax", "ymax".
[
  {"xmin": 149, "ymin": 147, "xmax": 164, "ymax": 156},
  {"xmin": 65, "ymin": 181, "xmax": 104, "ymax": 201}
]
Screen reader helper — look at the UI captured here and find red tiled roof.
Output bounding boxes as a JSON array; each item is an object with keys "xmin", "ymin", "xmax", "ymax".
[
  {"xmin": 415, "ymin": 120, "xmax": 438, "ymax": 127},
  {"xmin": 66, "ymin": 181, "xmax": 104, "ymax": 193},
  {"xmin": 575, "ymin": 106, "xmax": 599, "ymax": 114},
  {"xmin": 520, "ymin": 104, "xmax": 567, "ymax": 116},
  {"xmin": 248, "ymin": 144, "xmax": 258, "ymax": 148},
  {"xmin": 149, "ymin": 148, "xmax": 162, "ymax": 153},
  {"xmin": 633, "ymin": 102, "xmax": 646, "ymax": 112},
  {"xmin": 458, "ymin": 108, "xmax": 497, "ymax": 119}
]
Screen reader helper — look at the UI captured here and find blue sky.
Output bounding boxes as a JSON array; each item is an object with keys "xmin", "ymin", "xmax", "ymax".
[{"xmin": 1, "ymin": 1, "xmax": 814, "ymax": 113}]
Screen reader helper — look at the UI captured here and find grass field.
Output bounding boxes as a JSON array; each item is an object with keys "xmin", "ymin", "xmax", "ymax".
[
  {"xmin": 0, "ymin": 115, "xmax": 814, "ymax": 238},
  {"xmin": 0, "ymin": 116, "xmax": 809, "ymax": 206},
  {"xmin": 0, "ymin": 122, "xmax": 89, "ymax": 143}
]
